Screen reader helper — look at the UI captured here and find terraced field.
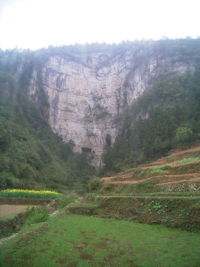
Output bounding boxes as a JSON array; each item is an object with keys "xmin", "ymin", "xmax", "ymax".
[
  {"xmin": 1, "ymin": 145, "xmax": 200, "ymax": 266},
  {"xmin": 101, "ymin": 145, "xmax": 200, "ymax": 191}
]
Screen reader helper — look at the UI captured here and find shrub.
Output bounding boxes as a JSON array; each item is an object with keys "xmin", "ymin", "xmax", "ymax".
[
  {"xmin": 85, "ymin": 193, "xmax": 98, "ymax": 201},
  {"xmin": 88, "ymin": 178, "xmax": 102, "ymax": 192},
  {"xmin": 25, "ymin": 207, "xmax": 49, "ymax": 225},
  {"xmin": 0, "ymin": 172, "xmax": 23, "ymax": 189},
  {"xmin": 175, "ymin": 125, "xmax": 193, "ymax": 143},
  {"xmin": 56, "ymin": 193, "xmax": 77, "ymax": 209}
]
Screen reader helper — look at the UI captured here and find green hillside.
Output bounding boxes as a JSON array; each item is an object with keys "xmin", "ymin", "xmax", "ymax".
[
  {"xmin": 102, "ymin": 68, "xmax": 200, "ymax": 173},
  {"xmin": 0, "ymin": 72, "xmax": 94, "ymax": 191}
]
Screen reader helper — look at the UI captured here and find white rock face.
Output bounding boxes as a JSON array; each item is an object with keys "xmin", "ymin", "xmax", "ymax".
[
  {"xmin": 27, "ymin": 48, "xmax": 195, "ymax": 166},
  {"xmin": 41, "ymin": 52, "xmax": 132, "ymax": 166}
]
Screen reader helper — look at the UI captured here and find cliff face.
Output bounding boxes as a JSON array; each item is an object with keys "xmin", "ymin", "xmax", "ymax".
[{"xmin": 26, "ymin": 44, "xmax": 196, "ymax": 166}]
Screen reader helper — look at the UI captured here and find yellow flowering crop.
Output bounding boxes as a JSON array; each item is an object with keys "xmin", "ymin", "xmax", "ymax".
[
  {"xmin": 2, "ymin": 189, "xmax": 61, "ymax": 194},
  {"xmin": 0, "ymin": 189, "xmax": 63, "ymax": 199}
]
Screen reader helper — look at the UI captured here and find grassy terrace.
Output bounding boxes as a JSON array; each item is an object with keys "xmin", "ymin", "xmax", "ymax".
[
  {"xmin": 97, "ymin": 191, "xmax": 200, "ymax": 196},
  {"xmin": 1, "ymin": 214, "xmax": 200, "ymax": 267},
  {"xmin": 97, "ymin": 195, "xmax": 200, "ymax": 199}
]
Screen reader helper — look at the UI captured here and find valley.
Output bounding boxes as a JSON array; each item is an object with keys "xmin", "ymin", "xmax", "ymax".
[
  {"xmin": 1, "ymin": 39, "xmax": 200, "ymax": 266},
  {"xmin": 1, "ymin": 144, "xmax": 200, "ymax": 266}
]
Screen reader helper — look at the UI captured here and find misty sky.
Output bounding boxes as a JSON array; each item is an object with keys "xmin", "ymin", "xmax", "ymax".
[{"xmin": 0, "ymin": 0, "xmax": 199, "ymax": 50}]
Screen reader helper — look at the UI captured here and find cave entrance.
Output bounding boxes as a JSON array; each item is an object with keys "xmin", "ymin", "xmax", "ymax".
[
  {"xmin": 105, "ymin": 134, "xmax": 112, "ymax": 147},
  {"xmin": 81, "ymin": 147, "xmax": 92, "ymax": 153}
]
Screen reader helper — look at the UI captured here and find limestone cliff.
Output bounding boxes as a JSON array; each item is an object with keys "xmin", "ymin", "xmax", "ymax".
[{"xmin": 25, "ymin": 42, "xmax": 197, "ymax": 166}]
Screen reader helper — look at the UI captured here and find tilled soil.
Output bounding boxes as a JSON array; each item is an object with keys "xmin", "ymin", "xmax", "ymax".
[{"xmin": 0, "ymin": 204, "xmax": 34, "ymax": 218}]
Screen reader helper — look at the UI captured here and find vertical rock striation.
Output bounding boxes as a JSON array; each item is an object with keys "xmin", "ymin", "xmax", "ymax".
[{"xmin": 26, "ymin": 44, "xmax": 195, "ymax": 166}]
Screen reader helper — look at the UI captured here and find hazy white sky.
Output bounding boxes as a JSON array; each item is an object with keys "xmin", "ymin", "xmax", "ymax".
[{"xmin": 0, "ymin": 0, "xmax": 199, "ymax": 50}]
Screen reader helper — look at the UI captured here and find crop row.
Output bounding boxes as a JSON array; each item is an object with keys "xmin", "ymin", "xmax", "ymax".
[{"xmin": 0, "ymin": 189, "xmax": 62, "ymax": 199}]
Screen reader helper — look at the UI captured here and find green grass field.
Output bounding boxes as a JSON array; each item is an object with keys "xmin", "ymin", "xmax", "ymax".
[{"xmin": 1, "ymin": 214, "xmax": 200, "ymax": 267}]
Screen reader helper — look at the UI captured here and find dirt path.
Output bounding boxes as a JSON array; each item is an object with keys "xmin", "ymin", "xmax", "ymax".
[
  {"xmin": 0, "ymin": 205, "xmax": 34, "ymax": 218},
  {"xmin": 143, "ymin": 145, "xmax": 200, "ymax": 167},
  {"xmin": 170, "ymin": 145, "xmax": 200, "ymax": 156},
  {"xmin": 102, "ymin": 177, "xmax": 152, "ymax": 184},
  {"xmin": 0, "ymin": 233, "xmax": 18, "ymax": 246}
]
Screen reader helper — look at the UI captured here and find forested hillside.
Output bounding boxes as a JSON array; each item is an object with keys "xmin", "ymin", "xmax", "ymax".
[
  {"xmin": 102, "ymin": 69, "xmax": 200, "ymax": 173},
  {"xmin": 0, "ymin": 71, "xmax": 94, "ymax": 190}
]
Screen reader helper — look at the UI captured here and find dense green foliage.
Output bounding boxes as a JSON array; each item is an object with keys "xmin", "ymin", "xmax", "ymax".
[
  {"xmin": 103, "ymin": 69, "xmax": 200, "ymax": 173},
  {"xmin": 0, "ymin": 71, "xmax": 94, "ymax": 190}
]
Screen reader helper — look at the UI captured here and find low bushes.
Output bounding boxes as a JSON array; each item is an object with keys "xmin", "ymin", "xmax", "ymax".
[
  {"xmin": 55, "ymin": 193, "xmax": 77, "ymax": 209},
  {"xmin": 98, "ymin": 196, "xmax": 200, "ymax": 232},
  {"xmin": 24, "ymin": 207, "xmax": 49, "ymax": 226},
  {"xmin": 66, "ymin": 203, "xmax": 100, "ymax": 215}
]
